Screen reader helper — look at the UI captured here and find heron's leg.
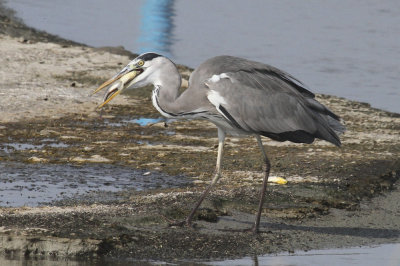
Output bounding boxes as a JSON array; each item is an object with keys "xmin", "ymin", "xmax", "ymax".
[
  {"xmin": 252, "ymin": 135, "xmax": 271, "ymax": 233},
  {"xmin": 185, "ymin": 128, "xmax": 226, "ymax": 226}
]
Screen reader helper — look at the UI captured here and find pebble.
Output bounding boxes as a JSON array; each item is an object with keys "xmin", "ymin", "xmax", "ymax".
[{"xmin": 28, "ymin": 156, "xmax": 48, "ymax": 163}]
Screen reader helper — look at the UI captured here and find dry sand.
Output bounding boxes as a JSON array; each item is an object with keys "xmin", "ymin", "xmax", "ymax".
[{"xmin": 0, "ymin": 34, "xmax": 132, "ymax": 123}]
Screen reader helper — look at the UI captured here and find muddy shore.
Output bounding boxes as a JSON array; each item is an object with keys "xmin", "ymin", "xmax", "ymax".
[{"xmin": 0, "ymin": 2, "xmax": 399, "ymax": 263}]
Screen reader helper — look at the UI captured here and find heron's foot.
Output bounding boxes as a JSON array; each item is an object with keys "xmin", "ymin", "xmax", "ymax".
[{"xmin": 244, "ymin": 225, "xmax": 259, "ymax": 234}]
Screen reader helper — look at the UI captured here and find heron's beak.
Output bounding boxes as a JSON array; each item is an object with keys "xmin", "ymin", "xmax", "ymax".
[{"xmin": 94, "ymin": 69, "xmax": 140, "ymax": 109}]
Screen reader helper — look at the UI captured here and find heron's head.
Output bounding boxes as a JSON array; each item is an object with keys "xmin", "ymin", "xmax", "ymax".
[{"xmin": 93, "ymin": 52, "xmax": 168, "ymax": 108}]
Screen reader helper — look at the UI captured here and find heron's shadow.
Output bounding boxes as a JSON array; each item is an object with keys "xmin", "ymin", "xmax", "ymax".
[{"xmin": 218, "ymin": 217, "xmax": 400, "ymax": 239}]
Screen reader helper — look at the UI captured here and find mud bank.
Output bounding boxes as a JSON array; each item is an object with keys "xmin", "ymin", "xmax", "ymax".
[
  {"xmin": 0, "ymin": 3, "xmax": 399, "ymax": 262},
  {"xmin": 0, "ymin": 92, "xmax": 398, "ymax": 261}
]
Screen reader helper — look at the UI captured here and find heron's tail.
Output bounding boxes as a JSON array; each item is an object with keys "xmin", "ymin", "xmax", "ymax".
[
  {"xmin": 305, "ymin": 98, "xmax": 346, "ymax": 147},
  {"xmin": 325, "ymin": 115, "xmax": 346, "ymax": 135},
  {"xmin": 316, "ymin": 114, "xmax": 346, "ymax": 147}
]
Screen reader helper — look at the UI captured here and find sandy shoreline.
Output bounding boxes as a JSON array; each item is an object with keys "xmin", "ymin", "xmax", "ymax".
[
  {"xmin": 0, "ymin": 34, "xmax": 134, "ymax": 123},
  {"xmin": 0, "ymin": 0, "xmax": 140, "ymax": 123},
  {"xmin": 0, "ymin": 2, "xmax": 399, "ymax": 262}
]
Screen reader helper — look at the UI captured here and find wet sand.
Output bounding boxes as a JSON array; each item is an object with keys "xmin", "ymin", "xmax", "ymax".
[{"xmin": 0, "ymin": 1, "xmax": 399, "ymax": 262}]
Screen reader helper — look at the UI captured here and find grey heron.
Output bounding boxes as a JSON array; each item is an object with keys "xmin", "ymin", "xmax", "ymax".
[{"xmin": 94, "ymin": 53, "xmax": 345, "ymax": 233}]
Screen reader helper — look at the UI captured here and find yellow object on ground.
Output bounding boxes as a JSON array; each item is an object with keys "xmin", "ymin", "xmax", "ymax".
[{"xmin": 268, "ymin": 176, "xmax": 288, "ymax": 185}]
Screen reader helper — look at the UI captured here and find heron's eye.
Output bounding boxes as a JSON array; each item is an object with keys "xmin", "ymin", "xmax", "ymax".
[{"xmin": 137, "ymin": 60, "xmax": 144, "ymax": 67}]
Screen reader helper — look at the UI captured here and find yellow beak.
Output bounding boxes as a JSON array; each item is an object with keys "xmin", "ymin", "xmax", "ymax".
[
  {"xmin": 93, "ymin": 70, "xmax": 139, "ymax": 109},
  {"xmin": 97, "ymin": 87, "xmax": 122, "ymax": 108},
  {"xmin": 92, "ymin": 73, "xmax": 126, "ymax": 95}
]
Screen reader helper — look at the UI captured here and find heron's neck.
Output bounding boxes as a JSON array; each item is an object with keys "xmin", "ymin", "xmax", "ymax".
[{"xmin": 151, "ymin": 62, "xmax": 182, "ymax": 117}]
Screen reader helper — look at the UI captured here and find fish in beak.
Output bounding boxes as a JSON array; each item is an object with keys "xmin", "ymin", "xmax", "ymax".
[{"xmin": 93, "ymin": 68, "xmax": 140, "ymax": 108}]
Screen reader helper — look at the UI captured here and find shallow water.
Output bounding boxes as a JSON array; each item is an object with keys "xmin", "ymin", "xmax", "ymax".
[
  {"xmin": 104, "ymin": 117, "xmax": 165, "ymax": 127},
  {"xmin": 5, "ymin": 0, "xmax": 400, "ymax": 113},
  {"xmin": 0, "ymin": 161, "xmax": 188, "ymax": 207},
  {"xmin": 1, "ymin": 243, "xmax": 399, "ymax": 265},
  {"xmin": 3, "ymin": 140, "xmax": 69, "ymax": 153},
  {"xmin": 206, "ymin": 243, "xmax": 400, "ymax": 266},
  {"xmin": 127, "ymin": 117, "xmax": 164, "ymax": 126},
  {"xmin": 103, "ymin": 117, "xmax": 164, "ymax": 127}
]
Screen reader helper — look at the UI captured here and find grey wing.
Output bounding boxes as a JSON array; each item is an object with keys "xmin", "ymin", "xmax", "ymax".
[{"xmin": 205, "ymin": 70, "xmax": 344, "ymax": 146}]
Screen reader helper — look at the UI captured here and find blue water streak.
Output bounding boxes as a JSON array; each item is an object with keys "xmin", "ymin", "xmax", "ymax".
[{"xmin": 137, "ymin": 0, "xmax": 175, "ymax": 57}]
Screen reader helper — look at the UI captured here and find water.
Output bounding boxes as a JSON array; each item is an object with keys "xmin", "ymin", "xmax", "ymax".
[
  {"xmin": 128, "ymin": 117, "xmax": 164, "ymax": 126},
  {"xmin": 103, "ymin": 117, "xmax": 164, "ymax": 127},
  {"xmin": 1, "ymin": 243, "xmax": 399, "ymax": 265},
  {"xmin": 207, "ymin": 243, "xmax": 400, "ymax": 266},
  {"xmin": 5, "ymin": 0, "xmax": 400, "ymax": 113},
  {"xmin": 2, "ymin": 140, "xmax": 69, "ymax": 153},
  {"xmin": 0, "ymin": 162, "xmax": 188, "ymax": 207}
]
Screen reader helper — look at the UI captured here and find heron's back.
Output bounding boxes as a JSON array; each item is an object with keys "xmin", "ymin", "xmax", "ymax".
[{"xmin": 190, "ymin": 55, "xmax": 345, "ymax": 146}]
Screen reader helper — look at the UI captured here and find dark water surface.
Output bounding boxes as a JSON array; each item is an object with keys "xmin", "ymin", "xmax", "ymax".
[
  {"xmin": 0, "ymin": 161, "xmax": 188, "ymax": 207},
  {"xmin": 207, "ymin": 243, "xmax": 400, "ymax": 266},
  {"xmin": 5, "ymin": 0, "xmax": 400, "ymax": 113},
  {"xmin": 1, "ymin": 243, "xmax": 399, "ymax": 265}
]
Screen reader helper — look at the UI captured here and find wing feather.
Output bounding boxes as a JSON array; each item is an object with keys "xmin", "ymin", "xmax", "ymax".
[{"xmin": 205, "ymin": 69, "xmax": 342, "ymax": 145}]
